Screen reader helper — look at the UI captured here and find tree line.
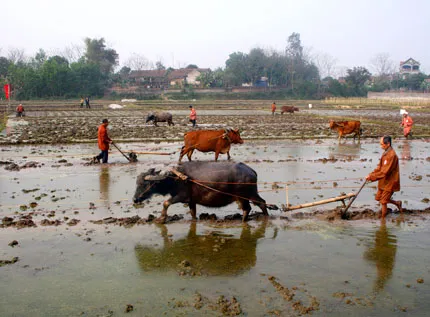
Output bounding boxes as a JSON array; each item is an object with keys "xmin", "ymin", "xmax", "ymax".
[{"xmin": 1, "ymin": 33, "xmax": 428, "ymax": 100}]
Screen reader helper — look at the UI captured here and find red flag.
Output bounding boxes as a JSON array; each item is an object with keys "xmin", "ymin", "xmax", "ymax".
[{"xmin": 3, "ymin": 84, "xmax": 10, "ymax": 99}]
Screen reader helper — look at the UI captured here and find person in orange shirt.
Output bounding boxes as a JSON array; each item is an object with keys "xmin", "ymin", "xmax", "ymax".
[
  {"xmin": 400, "ymin": 112, "xmax": 413, "ymax": 138},
  {"xmin": 16, "ymin": 104, "xmax": 25, "ymax": 117},
  {"xmin": 366, "ymin": 135, "xmax": 402, "ymax": 219},
  {"xmin": 189, "ymin": 105, "xmax": 197, "ymax": 128},
  {"xmin": 271, "ymin": 102, "xmax": 276, "ymax": 115},
  {"xmin": 94, "ymin": 119, "xmax": 112, "ymax": 163}
]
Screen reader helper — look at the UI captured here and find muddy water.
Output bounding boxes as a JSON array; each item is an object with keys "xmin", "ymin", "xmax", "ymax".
[{"xmin": 1, "ymin": 139, "xmax": 430, "ymax": 316}]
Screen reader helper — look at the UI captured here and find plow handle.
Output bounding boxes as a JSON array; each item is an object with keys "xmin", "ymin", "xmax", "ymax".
[
  {"xmin": 342, "ymin": 180, "xmax": 368, "ymax": 216},
  {"xmin": 112, "ymin": 142, "xmax": 131, "ymax": 162}
]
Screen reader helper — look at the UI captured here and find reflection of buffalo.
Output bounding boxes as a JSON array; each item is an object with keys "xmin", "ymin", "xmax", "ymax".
[
  {"xmin": 135, "ymin": 221, "xmax": 276, "ymax": 276},
  {"xmin": 363, "ymin": 221, "xmax": 397, "ymax": 293},
  {"xmin": 328, "ymin": 141, "xmax": 361, "ymax": 160}
]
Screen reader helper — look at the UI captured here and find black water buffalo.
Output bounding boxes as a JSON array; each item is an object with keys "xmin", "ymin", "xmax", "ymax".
[
  {"xmin": 146, "ymin": 112, "xmax": 174, "ymax": 126},
  {"xmin": 133, "ymin": 161, "xmax": 277, "ymax": 223}
]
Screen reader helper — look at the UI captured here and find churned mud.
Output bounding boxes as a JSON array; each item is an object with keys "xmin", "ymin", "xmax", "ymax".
[
  {"xmin": 1, "ymin": 101, "xmax": 430, "ymax": 316},
  {"xmin": 1, "ymin": 102, "xmax": 430, "ymax": 145}
]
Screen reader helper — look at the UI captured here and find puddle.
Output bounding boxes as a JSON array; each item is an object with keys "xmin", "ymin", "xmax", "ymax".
[{"xmin": 1, "ymin": 139, "xmax": 430, "ymax": 316}]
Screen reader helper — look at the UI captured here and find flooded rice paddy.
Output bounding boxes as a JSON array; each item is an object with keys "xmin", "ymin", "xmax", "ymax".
[{"xmin": 1, "ymin": 138, "xmax": 430, "ymax": 316}]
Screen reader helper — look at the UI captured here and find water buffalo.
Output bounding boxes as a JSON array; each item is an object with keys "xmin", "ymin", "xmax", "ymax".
[
  {"xmin": 329, "ymin": 120, "xmax": 362, "ymax": 141},
  {"xmin": 281, "ymin": 106, "xmax": 299, "ymax": 114},
  {"xmin": 179, "ymin": 128, "xmax": 243, "ymax": 162},
  {"xmin": 146, "ymin": 112, "xmax": 174, "ymax": 126},
  {"xmin": 133, "ymin": 161, "xmax": 277, "ymax": 223}
]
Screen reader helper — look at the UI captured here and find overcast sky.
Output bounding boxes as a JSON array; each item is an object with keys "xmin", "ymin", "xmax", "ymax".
[{"xmin": 2, "ymin": 0, "xmax": 429, "ymax": 74}]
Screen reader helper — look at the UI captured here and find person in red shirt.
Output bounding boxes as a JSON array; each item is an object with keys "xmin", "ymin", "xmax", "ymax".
[
  {"xmin": 16, "ymin": 104, "xmax": 25, "ymax": 117},
  {"xmin": 271, "ymin": 102, "xmax": 276, "ymax": 115},
  {"xmin": 189, "ymin": 105, "xmax": 197, "ymax": 128},
  {"xmin": 366, "ymin": 135, "xmax": 402, "ymax": 219},
  {"xmin": 400, "ymin": 112, "xmax": 413, "ymax": 138},
  {"xmin": 94, "ymin": 119, "xmax": 112, "ymax": 163}
]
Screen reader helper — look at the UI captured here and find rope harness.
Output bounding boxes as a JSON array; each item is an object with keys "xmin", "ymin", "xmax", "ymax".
[{"xmin": 169, "ymin": 168, "xmax": 276, "ymax": 209}]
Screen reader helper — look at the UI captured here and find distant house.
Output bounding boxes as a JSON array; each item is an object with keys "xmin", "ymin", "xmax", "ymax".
[
  {"xmin": 128, "ymin": 70, "xmax": 168, "ymax": 88},
  {"xmin": 338, "ymin": 77, "xmax": 346, "ymax": 84},
  {"xmin": 399, "ymin": 58, "xmax": 420, "ymax": 75},
  {"xmin": 168, "ymin": 68, "xmax": 210, "ymax": 87},
  {"xmin": 254, "ymin": 77, "xmax": 268, "ymax": 87}
]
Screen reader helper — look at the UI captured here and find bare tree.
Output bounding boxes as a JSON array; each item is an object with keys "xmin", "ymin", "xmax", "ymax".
[
  {"xmin": 125, "ymin": 53, "xmax": 151, "ymax": 70},
  {"xmin": 8, "ymin": 48, "xmax": 26, "ymax": 64},
  {"xmin": 175, "ymin": 60, "xmax": 188, "ymax": 69},
  {"xmin": 60, "ymin": 44, "xmax": 85, "ymax": 63},
  {"xmin": 314, "ymin": 52, "xmax": 338, "ymax": 79},
  {"xmin": 335, "ymin": 66, "xmax": 348, "ymax": 79},
  {"xmin": 370, "ymin": 53, "xmax": 395, "ymax": 76}
]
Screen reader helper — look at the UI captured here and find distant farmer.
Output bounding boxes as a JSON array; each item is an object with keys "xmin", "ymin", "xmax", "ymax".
[
  {"xmin": 271, "ymin": 102, "xmax": 276, "ymax": 115},
  {"xmin": 94, "ymin": 119, "xmax": 112, "ymax": 164},
  {"xmin": 80, "ymin": 97, "xmax": 84, "ymax": 108},
  {"xmin": 366, "ymin": 136, "xmax": 402, "ymax": 219},
  {"xmin": 400, "ymin": 112, "xmax": 413, "ymax": 138},
  {"xmin": 85, "ymin": 96, "xmax": 91, "ymax": 109},
  {"xmin": 16, "ymin": 104, "xmax": 25, "ymax": 117},
  {"xmin": 189, "ymin": 105, "xmax": 197, "ymax": 128}
]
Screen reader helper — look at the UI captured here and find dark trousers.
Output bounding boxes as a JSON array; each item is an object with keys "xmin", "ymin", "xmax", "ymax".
[
  {"xmin": 96, "ymin": 150, "xmax": 109, "ymax": 163},
  {"xmin": 190, "ymin": 119, "xmax": 196, "ymax": 127}
]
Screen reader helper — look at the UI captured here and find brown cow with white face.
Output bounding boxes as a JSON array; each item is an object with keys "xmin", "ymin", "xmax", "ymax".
[
  {"xmin": 329, "ymin": 120, "xmax": 362, "ymax": 141},
  {"xmin": 179, "ymin": 128, "xmax": 243, "ymax": 162}
]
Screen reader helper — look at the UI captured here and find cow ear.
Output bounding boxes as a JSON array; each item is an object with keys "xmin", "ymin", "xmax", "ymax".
[{"xmin": 234, "ymin": 128, "xmax": 239, "ymax": 133}]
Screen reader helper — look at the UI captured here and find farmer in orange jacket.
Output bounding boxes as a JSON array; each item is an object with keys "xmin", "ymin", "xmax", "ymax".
[
  {"xmin": 94, "ymin": 119, "xmax": 112, "ymax": 163},
  {"xmin": 16, "ymin": 104, "xmax": 25, "ymax": 117},
  {"xmin": 271, "ymin": 102, "xmax": 276, "ymax": 115},
  {"xmin": 366, "ymin": 135, "xmax": 402, "ymax": 219},
  {"xmin": 400, "ymin": 112, "xmax": 413, "ymax": 138},
  {"xmin": 189, "ymin": 105, "xmax": 197, "ymax": 128}
]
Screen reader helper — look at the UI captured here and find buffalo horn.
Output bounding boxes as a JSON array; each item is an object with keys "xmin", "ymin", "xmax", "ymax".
[{"xmin": 144, "ymin": 174, "xmax": 166, "ymax": 181}]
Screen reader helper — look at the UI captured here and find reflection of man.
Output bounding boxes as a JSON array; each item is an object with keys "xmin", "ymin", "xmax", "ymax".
[
  {"xmin": 400, "ymin": 140, "xmax": 411, "ymax": 162},
  {"xmin": 363, "ymin": 219, "xmax": 397, "ymax": 293},
  {"xmin": 366, "ymin": 136, "xmax": 402, "ymax": 219},
  {"xmin": 99, "ymin": 166, "xmax": 110, "ymax": 206}
]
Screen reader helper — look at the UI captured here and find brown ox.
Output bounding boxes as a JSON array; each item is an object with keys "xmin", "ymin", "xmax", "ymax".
[
  {"xmin": 329, "ymin": 120, "xmax": 362, "ymax": 141},
  {"xmin": 179, "ymin": 128, "xmax": 244, "ymax": 162},
  {"xmin": 281, "ymin": 106, "xmax": 299, "ymax": 114}
]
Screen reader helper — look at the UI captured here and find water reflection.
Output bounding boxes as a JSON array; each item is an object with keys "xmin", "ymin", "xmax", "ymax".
[
  {"xmin": 328, "ymin": 140, "xmax": 361, "ymax": 160},
  {"xmin": 400, "ymin": 140, "xmax": 411, "ymax": 163},
  {"xmin": 135, "ymin": 221, "xmax": 274, "ymax": 276},
  {"xmin": 363, "ymin": 220, "xmax": 397, "ymax": 293},
  {"xmin": 99, "ymin": 166, "xmax": 110, "ymax": 206}
]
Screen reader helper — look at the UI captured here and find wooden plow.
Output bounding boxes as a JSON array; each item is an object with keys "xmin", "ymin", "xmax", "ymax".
[{"xmin": 282, "ymin": 184, "xmax": 357, "ymax": 212}]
